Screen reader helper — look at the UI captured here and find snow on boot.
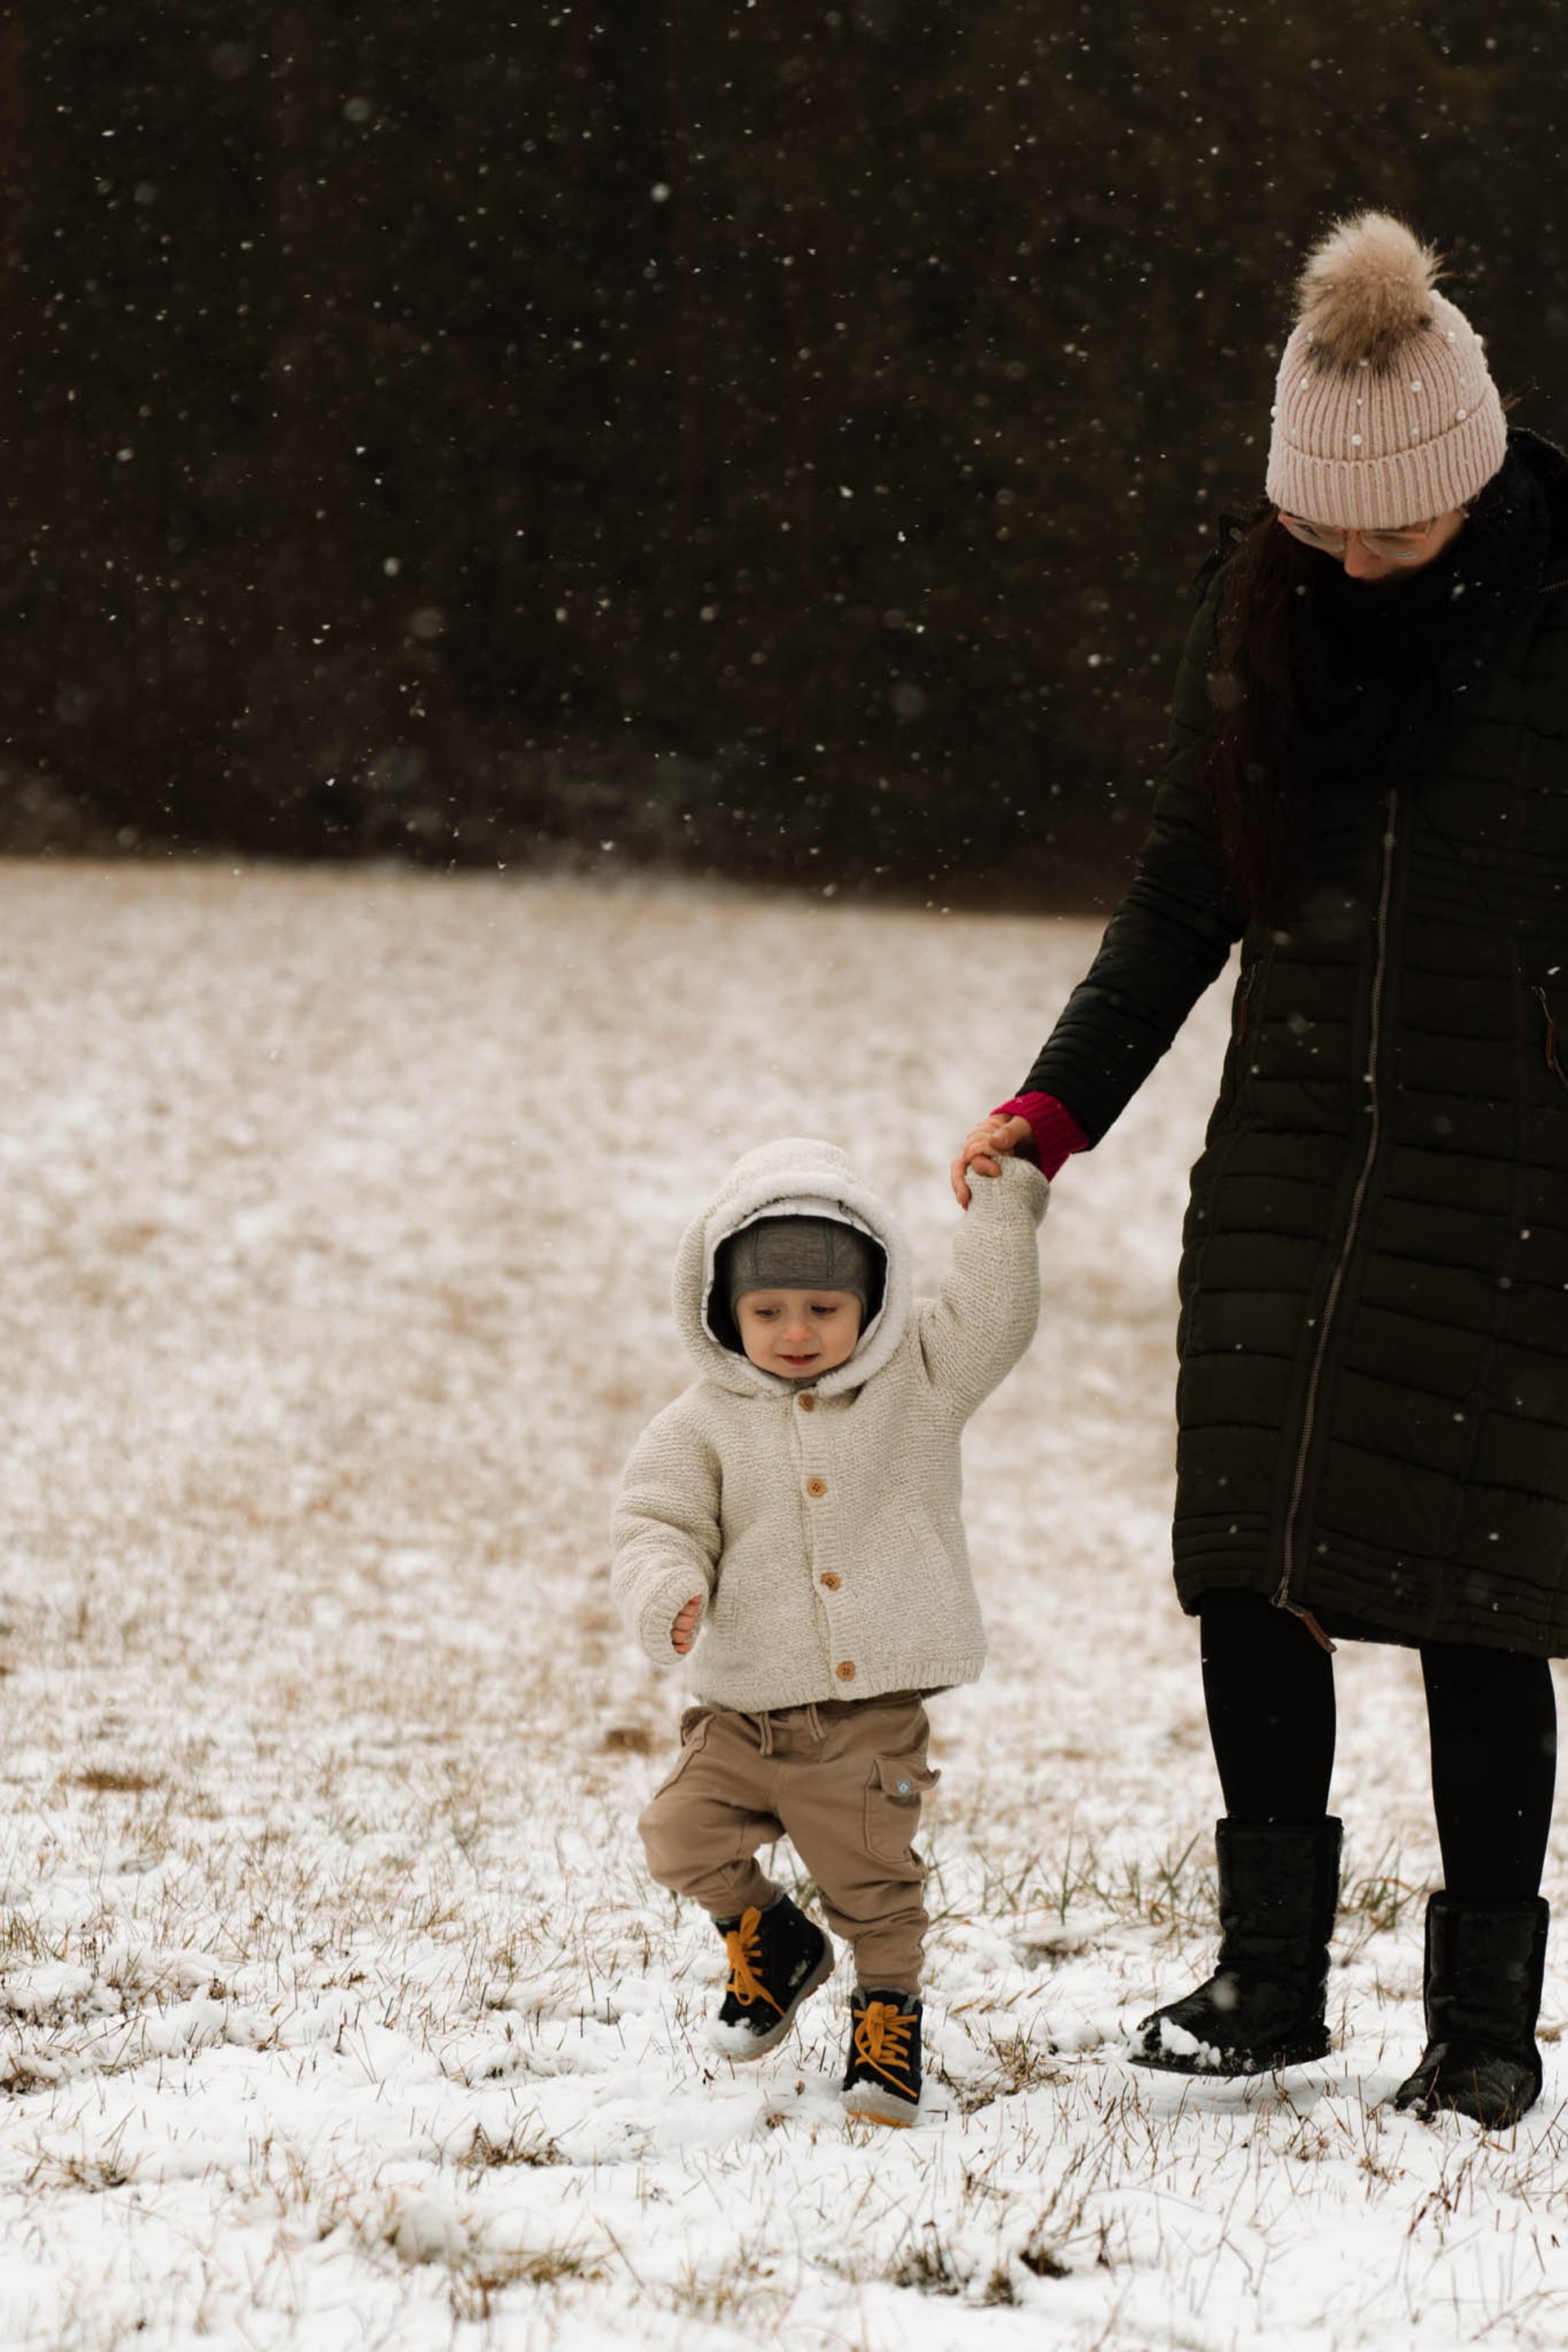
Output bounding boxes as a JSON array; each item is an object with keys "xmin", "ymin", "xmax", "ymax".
[
  {"xmin": 1129, "ymin": 1818, "xmax": 1342, "ymax": 2076},
  {"xmin": 841, "ymin": 1988, "xmax": 922, "ymax": 2125},
  {"xmin": 708, "ymin": 1895, "xmax": 833, "ymax": 2060},
  {"xmin": 1393, "ymin": 1895, "xmax": 1548, "ymax": 2127}
]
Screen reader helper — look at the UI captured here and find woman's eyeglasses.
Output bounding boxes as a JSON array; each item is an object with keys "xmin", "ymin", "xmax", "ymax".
[{"xmin": 1277, "ymin": 513, "xmax": 1443, "ymax": 564}]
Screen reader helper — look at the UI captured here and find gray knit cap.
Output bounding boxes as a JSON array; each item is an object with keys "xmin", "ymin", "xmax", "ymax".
[{"xmin": 722, "ymin": 1214, "xmax": 880, "ymax": 1318}]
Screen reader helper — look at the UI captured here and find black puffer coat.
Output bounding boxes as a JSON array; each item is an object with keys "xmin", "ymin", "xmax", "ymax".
[{"xmin": 1022, "ymin": 429, "xmax": 1568, "ymax": 1657}]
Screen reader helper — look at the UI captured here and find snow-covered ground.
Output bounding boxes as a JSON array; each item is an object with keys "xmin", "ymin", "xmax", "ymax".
[{"xmin": 0, "ymin": 859, "xmax": 1565, "ymax": 2351}]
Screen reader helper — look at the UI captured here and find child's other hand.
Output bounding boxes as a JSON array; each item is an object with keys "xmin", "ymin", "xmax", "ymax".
[
  {"xmin": 671, "ymin": 1596, "xmax": 703, "ymax": 1655},
  {"xmin": 951, "ymin": 1116, "xmax": 1032, "ymax": 1208}
]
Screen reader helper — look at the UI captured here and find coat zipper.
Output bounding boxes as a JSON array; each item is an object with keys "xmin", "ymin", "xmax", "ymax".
[
  {"xmin": 1273, "ymin": 783, "xmax": 1403, "ymax": 1647},
  {"xmin": 1532, "ymin": 982, "xmax": 1566, "ymax": 1086},
  {"xmin": 1224, "ymin": 951, "xmax": 1272, "ymax": 1116}
]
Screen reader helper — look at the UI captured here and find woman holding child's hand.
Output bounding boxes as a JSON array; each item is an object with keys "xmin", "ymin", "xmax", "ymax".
[
  {"xmin": 949, "ymin": 1116, "xmax": 1033, "ymax": 1209},
  {"xmin": 670, "ymin": 1597, "xmax": 702, "ymax": 1656},
  {"xmin": 962, "ymin": 212, "xmax": 1568, "ymax": 2130}
]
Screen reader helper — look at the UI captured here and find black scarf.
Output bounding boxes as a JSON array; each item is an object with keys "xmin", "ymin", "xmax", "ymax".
[{"xmin": 1304, "ymin": 444, "xmax": 1549, "ymax": 697}]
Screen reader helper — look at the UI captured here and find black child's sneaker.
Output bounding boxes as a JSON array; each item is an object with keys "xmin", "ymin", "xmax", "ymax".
[
  {"xmin": 708, "ymin": 1895, "xmax": 834, "ymax": 2060},
  {"xmin": 841, "ymin": 1988, "xmax": 923, "ymax": 2125}
]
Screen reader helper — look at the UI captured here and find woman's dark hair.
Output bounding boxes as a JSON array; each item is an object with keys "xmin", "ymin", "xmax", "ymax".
[{"xmin": 1205, "ymin": 508, "xmax": 1317, "ymax": 922}]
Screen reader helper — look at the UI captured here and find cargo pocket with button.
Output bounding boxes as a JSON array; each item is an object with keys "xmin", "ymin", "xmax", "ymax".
[{"xmin": 865, "ymin": 1750, "xmax": 941, "ymax": 1868}]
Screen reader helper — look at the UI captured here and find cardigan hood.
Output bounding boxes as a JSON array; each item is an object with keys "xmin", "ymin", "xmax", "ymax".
[{"xmin": 673, "ymin": 1138, "xmax": 913, "ymax": 1399}]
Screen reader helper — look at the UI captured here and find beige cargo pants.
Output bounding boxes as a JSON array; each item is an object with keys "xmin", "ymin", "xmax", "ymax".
[{"xmin": 638, "ymin": 1690, "xmax": 937, "ymax": 1989}]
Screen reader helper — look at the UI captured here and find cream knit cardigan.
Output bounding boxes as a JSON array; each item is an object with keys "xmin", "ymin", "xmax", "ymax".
[{"xmin": 612, "ymin": 1139, "xmax": 1048, "ymax": 1712}]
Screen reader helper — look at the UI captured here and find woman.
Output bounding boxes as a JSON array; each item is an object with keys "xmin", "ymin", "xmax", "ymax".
[{"xmin": 955, "ymin": 212, "xmax": 1567, "ymax": 2125}]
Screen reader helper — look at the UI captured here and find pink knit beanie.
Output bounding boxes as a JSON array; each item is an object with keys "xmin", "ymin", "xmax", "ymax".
[{"xmin": 1266, "ymin": 213, "xmax": 1507, "ymax": 530}]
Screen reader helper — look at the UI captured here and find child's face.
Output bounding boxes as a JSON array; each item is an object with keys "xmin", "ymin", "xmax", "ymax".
[{"xmin": 735, "ymin": 1288, "xmax": 863, "ymax": 1379}]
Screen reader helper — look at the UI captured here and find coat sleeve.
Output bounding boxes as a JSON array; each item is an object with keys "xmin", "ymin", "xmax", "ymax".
[
  {"xmin": 611, "ymin": 1400, "xmax": 720, "ymax": 1673},
  {"xmin": 913, "ymin": 1152, "xmax": 1049, "ymax": 1419},
  {"xmin": 1015, "ymin": 575, "xmax": 1245, "ymax": 1143}
]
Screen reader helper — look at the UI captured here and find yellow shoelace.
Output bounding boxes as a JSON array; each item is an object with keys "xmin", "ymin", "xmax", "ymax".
[
  {"xmin": 723, "ymin": 1907, "xmax": 783, "ymax": 2015},
  {"xmin": 853, "ymin": 1999, "xmax": 915, "ymax": 2087}
]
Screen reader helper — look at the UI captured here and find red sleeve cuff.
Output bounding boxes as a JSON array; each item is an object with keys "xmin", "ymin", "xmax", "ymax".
[{"xmin": 991, "ymin": 1093, "xmax": 1089, "ymax": 1183}]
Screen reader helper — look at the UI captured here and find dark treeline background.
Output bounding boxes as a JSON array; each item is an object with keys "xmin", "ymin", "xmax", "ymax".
[{"xmin": 2, "ymin": 4, "xmax": 1566, "ymax": 902}]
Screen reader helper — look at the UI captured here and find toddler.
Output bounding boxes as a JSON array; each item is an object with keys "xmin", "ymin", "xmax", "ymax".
[{"xmin": 612, "ymin": 1136, "xmax": 1046, "ymax": 2123}]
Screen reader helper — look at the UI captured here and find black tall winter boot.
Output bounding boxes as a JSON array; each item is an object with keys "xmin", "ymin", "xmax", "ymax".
[
  {"xmin": 1129, "ymin": 1818, "xmax": 1342, "ymax": 2075},
  {"xmin": 1392, "ymin": 1895, "xmax": 1548, "ymax": 2127}
]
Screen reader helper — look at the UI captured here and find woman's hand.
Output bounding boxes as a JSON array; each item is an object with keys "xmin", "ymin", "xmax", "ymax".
[
  {"xmin": 671, "ymin": 1596, "xmax": 703, "ymax": 1655},
  {"xmin": 950, "ymin": 1114, "xmax": 1033, "ymax": 1209}
]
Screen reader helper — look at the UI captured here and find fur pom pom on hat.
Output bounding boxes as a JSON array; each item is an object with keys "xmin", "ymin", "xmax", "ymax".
[
  {"xmin": 1266, "ymin": 212, "xmax": 1506, "ymax": 530},
  {"xmin": 1295, "ymin": 212, "xmax": 1442, "ymax": 369}
]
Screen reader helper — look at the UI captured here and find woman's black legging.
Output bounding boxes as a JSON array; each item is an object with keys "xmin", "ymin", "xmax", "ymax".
[{"xmin": 1198, "ymin": 1590, "xmax": 1557, "ymax": 1904}]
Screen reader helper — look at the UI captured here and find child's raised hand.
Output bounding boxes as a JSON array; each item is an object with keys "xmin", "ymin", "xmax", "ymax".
[
  {"xmin": 670, "ymin": 1596, "xmax": 703, "ymax": 1655},
  {"xmin": 951, "ymin": 1115, "xmax": 1033, "ymax": 1208}
]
